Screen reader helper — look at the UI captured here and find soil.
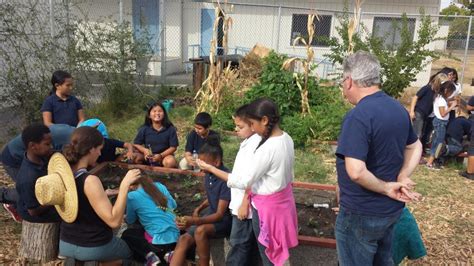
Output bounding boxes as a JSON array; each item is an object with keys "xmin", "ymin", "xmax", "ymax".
[
  {"xmin": 99, "ymin": 164, "xmax": 205, "ymax": 216},
  {"xmin": 99, "ymin": 164, "xmax": 336, "ymax": 238}
]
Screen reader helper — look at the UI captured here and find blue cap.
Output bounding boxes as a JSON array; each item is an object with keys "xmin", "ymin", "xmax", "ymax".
[{"xmin": 78, "ymin": 118, "xmax": 109, "ymax": 138}]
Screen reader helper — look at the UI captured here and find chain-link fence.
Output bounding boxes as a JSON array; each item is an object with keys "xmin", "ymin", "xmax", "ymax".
[{"xmin": 1, "ymin": 0, "xmax": 473, "ymax": 137}]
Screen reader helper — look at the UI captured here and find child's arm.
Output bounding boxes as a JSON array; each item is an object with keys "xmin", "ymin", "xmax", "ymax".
[
  {"xmin": 77, "ymin": 109, "xmax": 85, "ymax": 125},
  {"xmin": 184, "ymin": 151, "xmax": 195, "ymax": 166},
  {"xmin": 237, "ymin": 189, "xmax": 251, "ymax": 220},
  {"xmin": 133, "ymin": 144, "xmax": 151, "ymax": 156},
  {"xmin": 409, "ymin": 96, "xmax": 418, "ymax": 121},
  {"xmin": 191, "ymin": 199, "xmax": 229, "ymax": 225},
  {"xmin": 123, "ymin": 142, "xmax": 135, "ymax": 160},
  {"xmin": 193, "ymin": 199, "xmax": 209, "ymax": 217},
  {"xmin": 438, "ymin": 101, "xmax": 457, "ymax": 117},
  {"xmin": 42, "ymin": 112, "xmax": 54, "ymax": 127}
]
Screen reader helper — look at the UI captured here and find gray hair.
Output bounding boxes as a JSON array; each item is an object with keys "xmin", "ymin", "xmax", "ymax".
[{"xmin": 343, "ymin": 51, "xmax": 381, "ymax": 88}]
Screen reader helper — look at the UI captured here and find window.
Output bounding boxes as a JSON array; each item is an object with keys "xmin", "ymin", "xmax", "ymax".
[
  {"xmin": 291, "ymin": 14, "xmax": 332, "ymax": 47},
  {"xmin": 372, "ymin": 17, "xmax": 416, "ymax": 49}
]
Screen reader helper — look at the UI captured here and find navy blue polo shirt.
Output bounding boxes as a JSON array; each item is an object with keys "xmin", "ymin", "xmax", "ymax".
[
  {"xmin": 185, "ymin": 130, "xmax": 220, "ymax": 153},
  {"xmin": 98, "ymin": 138, "xmax": 125, "ymax": 163},
  {"xmin": 1, "ymin": 135, "xmax": 24, "ymax": 168},
  {"xmin": 336, "ymin": 91, "xmax": 418, "ymax": 217},
  {"xmin": 205, "ymin": 165, "xmax": 231, "ymax": 215},
  {"xmin": 414, "ymin": 85, "xmax": 434, "ymax": 117},
  {"xmin": 446, "ymin": 117, "xmax": 472, "ymax": 143},
  {"xmin": 134, "ymin": 125, "xmax": 179, "ymax": 154},
  {"xmin": 41, "ymin": 94, "xmax": 83, "ymax": 126},
  {"xmin": 16, "ymin": 155, "xmax": 60, "ymax": 223}
]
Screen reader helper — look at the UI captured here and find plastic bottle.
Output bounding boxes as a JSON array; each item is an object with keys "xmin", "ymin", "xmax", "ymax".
[
  {"xmin": 145, "ymin": 251, "xmax": 160, "ymax": 266},
  {"xmin": 313, "ymin": 203, "xmax": 330, "ymax": 208},
  {"xmin": 192, "ymin": 150, "xmax": 200, "ymax": 172}
]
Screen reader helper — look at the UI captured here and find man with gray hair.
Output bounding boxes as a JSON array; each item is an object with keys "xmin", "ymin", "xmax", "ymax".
[{"xmin": 335, "ymin": 51, "xmax": 422, "ymax": 265}]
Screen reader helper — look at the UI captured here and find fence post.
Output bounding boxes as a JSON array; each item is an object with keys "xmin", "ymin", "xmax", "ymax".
[
  {"xmin": 119, "ymin": 0, "xmax": 123, "ymax": 25},
  {"xmin": 275, "ymin": 5, "xmax": 282, "ymax": 52},
  {"xmin": 49, "ymin": 0, "xmax": 55, "ymax": 65},
  {"xmin": 460, "ymin": 15, "xmax": 472, "ymax": 91},
  {"xmin": 160, "ymin": 0, "xmax": 166, "ymax": 85}
]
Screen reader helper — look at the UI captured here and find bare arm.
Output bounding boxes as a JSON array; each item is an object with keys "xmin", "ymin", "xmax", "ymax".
[
  {"xmin": 409, "ymin": 96, "xmax": 418, "ymax": 120},
  {"xmin": 42, "ymin": 112, "xmax": 53, "ymax": 127},
  {"xmin": 397, "ymin": 140, "xmax": 422, "ymax": 183},
  {"xmin": 77, "ymin": 109, "xmax": 86, "ymax": 125},
  {"xmin": 438, "ymin": 103, "xmax": 457, "ymax": 117},
  {"xmin": 84, "ymin": 170, "xmax": 140, "ymax": 228},
  {"xmin": 28, "ymin": 205, "xmax": 55, "ymax": 217},
  {"xmin": 192, "ymin": 199, "xmax": 229, "ymax": 225},
  {"xmin": 133, "ymin": 144, "xmax": 150, "ymax": 156},
  {"xmin": 184, "ymin": 151, "xmax": 195, "ymax": 166},
  {"xmin": 345, "ymin": 157, "xmax": 413, "ymax": 202}
]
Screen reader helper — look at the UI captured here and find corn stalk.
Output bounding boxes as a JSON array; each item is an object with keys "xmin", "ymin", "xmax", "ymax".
[
  {"xmin": 282, "ymin": 13, "xmax": 319, "ymax": 116},
  {"xmin": 348, "ymin": 0, "xmax": 363, "ymax": 54},
  {"xmin": 195, "ymin": 0, "xmax": 234, "ymax": 114}
]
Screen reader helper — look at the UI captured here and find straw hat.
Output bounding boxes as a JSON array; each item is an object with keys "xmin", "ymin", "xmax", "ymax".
[{"xmin": 35, "ymin": 152, "xmax": 78, "ymax": 223}]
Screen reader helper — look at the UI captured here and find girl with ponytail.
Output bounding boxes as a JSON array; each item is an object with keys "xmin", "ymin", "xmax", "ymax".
[
  {"xmin": 41, "ymin": 70, "xmax": 85, "ymax": 127},
  {"xmin": 197, "ymin": 98, "xmax": 298, "ymax": 266},
  {"xmin": 121, "ymin": 175, "xmax": 180, "ymax": 264},
  {"xmin": 59, "ymin": 127, "xmax": 141, "ymax": 263}
]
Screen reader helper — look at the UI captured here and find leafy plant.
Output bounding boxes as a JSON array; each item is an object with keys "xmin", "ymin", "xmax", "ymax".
[{"xmin": 325, "ymin": 8, "xmax": 440, "ymax": 97}]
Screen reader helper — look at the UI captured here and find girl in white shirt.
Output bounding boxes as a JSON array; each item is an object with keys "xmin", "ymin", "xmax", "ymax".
[
  {"xmin": 197, "ymin": 98, "xmax": 298, "ymax": 266},
  {"xmin": 226, "ymin": 104, "xmax": 261, "ymax": 266},
  {"xmin": 427, "ymin": 81, "xmax": 458, "ymax": 169}
]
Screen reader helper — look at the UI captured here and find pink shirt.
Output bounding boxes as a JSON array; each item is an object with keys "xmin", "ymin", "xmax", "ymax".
[{"xmin": 251, "ymin": 184, "xmax": 299, "ymax": 266}]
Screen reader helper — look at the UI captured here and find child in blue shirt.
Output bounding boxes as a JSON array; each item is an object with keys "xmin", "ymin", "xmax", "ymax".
[
  {"xmin": 41, "ymin": 70, "xmax": 85, "ymax": 127},
  {"xmin": 133, "ymin": 102, "xmax": 179, "ymax": 168},
  {"xmin": 170, "ymin": 136, "xmax": 231, "ymax": 266},
  {"xmin": 179, "ymin": 112, "xmax": 220, "ymax": 170},
  {"xmin": 122, "ymin": 176, "xmax": 180, "ymax": 264}
]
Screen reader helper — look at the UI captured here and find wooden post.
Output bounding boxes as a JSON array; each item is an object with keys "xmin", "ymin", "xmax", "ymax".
[
  {"xmin": 19, "ymin": 220, "xmax": 60, "ymax": 263},
  {"xmin": 191, "ymin": 58, "xmax": 204, "ymax": 92}
]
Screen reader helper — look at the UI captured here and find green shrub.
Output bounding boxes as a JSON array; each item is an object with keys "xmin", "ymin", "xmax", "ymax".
[{"xmin": 244, "ymin": 52, "xmax": 319, "ymax": 117}]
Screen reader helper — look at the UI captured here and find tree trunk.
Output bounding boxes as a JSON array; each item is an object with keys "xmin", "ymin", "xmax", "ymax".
[{"xmin": 19, "ymin": 220, "xmax": 59, "ymax": 263}]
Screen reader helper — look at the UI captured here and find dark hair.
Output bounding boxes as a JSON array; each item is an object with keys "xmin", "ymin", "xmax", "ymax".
[
  {"xmin": 22, "ymin": 123, "xmax": 50, "ymax": 147},
  {"xmin": 428, "ymin": 67, "xmax": 452, "ymax": 85},
  {"xmin": 138, "ymin": 176, "xmax": 168, "ymax": 211},
  {"xmin": 194, "ymin": 112, "xmax": 212, "ymax": 128},
  {"xmin": 234, "ymin": 104, "xmax": 250, "ymax": 121},
  {"xmin": 451, "ymin": 68, "xmax": 459, "ymax": 84},
  {"xmin": 435, "ymin": 81, "xmax": 456, "ymax": 100},
  {"xmin": 63, "ymin": 127, "xmax": 104, "ymax": 165},
  {"xmin": 144, "ymin": 102, "xmax": 173, "ymax": 128},
  {"xmin": 246, "ymin": 98, "xmax": 280, "ymax": 149},
  {"xmin": 198, "ymin": 135, "xmax": 223, "ymax": 163},
  {"xmin": 50, "ymin": 70, "xmax": 72, "ymax": 95}
]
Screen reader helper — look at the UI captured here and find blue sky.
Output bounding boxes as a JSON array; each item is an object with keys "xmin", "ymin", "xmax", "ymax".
[{"xmin": 440, "ymin": 0, "xmax": 452, "ymax": 10}]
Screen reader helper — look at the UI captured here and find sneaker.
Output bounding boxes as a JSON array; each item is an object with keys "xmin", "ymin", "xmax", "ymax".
[
  {"xmin": 2, "ymin": 204, "xmax": 22, "ymax": 223},
  {"xmin": 164, "ymin": 251, "xmax": 174, "ymax": 263},
  {"xmin": 434, "ymin": 143, "xmax": 447, "ymax": 159},
  {"xmin": 145, "ymin": 251, "xmax": 160, "ymax": 266},
  {"xmin": 425, "ymin": 164, "xmax": 441, "ymax": 171},
  {"xmin": 459, "ymin": 171, "xmax": 474, "ymax": 180}
]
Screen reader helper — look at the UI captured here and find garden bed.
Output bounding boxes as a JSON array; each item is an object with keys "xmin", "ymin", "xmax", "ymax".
[{"xmin": 92, "ymin": 162, "xmax": 337, "ymax": 245}]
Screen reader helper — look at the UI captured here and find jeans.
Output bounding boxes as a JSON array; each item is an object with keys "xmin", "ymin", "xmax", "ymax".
[
  {"xmin": 0, "ymin": 165, "xmax": 19, "ymax": 204},
  {"xmin": 59, "ymin": 237, "xmax": 132, "ymax": 261},
  {"xmin": 446, "ymin": 137, "xmax": 463, "ymax": 156},
  {"xmin": 121, "ymin": 227, "xmax": 176, "ymax": 264},
  {"xmin": 430, "ymin": 118, "xmax": 449, "ymax": 156},
  {"xmin": 226, "ymin": 215, "xmax": 259, "ymax": 266},
  {"xmin": 412, "ymin": 112, "xmax": 433, "ymax": 150},
  {"xmin": 335, "ymin": 207, "xmax": 401, "ymax": 266},
  {"xmin": 251, "ymin": 207, "xmax": 274, "ymax": 266}
]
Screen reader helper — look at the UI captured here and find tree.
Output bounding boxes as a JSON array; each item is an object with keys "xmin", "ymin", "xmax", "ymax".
[{"xmin": 325, "ymin": 10, "xmax": 440, "ymax": 97}]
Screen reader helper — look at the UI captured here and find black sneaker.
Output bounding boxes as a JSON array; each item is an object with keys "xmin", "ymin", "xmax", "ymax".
[
  {"xmin": 434, "ymin": 143, "xmax": 447, "ymax": 159},
  {"xmin": 459, "ymin": 171, "xmax": 474, "ymax": 180}
]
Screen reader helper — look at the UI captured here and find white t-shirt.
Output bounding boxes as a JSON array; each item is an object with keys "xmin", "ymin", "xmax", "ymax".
[
  {"xmin": 227, "ymin": 132, "xmax": 295, "ymax": 196},
  {"xmin": 433, "ymin": 95, "xmax": 449, "ymax": 120},
  {"xmin": 228, "ymin": 133, "xmax": 261, "ymax": 217}
]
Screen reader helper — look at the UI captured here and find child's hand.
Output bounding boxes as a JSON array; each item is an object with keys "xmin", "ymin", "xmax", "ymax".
[
  {"xmin": 176, "ymin": 216, "xmax": 194, "ymax": 230},
  {"xmin": 237, "ymin": 204, "xmax": 249, "ymax": 220},
  {"xmin": 125, "ymin": 150, "xmax": 135, "ymax": 162},
  {"xmin": 196, "ymin": 159, "xmax": 212, "ymax": 171},
  {"xmin": 122, "ymin": 169, "xmax": 141, "ymax": 187}
]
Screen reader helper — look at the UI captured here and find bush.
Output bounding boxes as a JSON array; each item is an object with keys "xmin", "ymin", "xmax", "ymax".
[
  {"xmin": 244, "ymin": 52, "xmax": 319, "ymax": 117},
  {"xmin": 282, "ymin": 86, "xmax": 351, "ymax": 147}
]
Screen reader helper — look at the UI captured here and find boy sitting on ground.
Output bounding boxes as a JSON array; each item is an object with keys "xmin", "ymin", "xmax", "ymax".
[
  {"xmin": 170, "ymin": 137, "xmax": 231, "ymax": 266},
  {"xmin": 179, "ymin": 112, "xmax": 220, "ymax": 170}
]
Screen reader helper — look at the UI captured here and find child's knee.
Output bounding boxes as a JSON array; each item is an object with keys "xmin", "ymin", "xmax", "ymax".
[
  {"xmin": 163, "ymin": 156, "xmax": 177, "ymax": 168},
  {"xmin": 194, "ymin": 225, "xmax": 211, "ymax": 241}
]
